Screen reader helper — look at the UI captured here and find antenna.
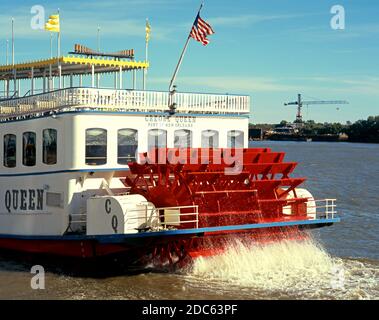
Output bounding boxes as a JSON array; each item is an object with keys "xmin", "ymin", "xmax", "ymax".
[
  {"xmin": 11, "ymin": 18, "xmax": 14, "ymax": 65},
  {"xmin": 6, "ymin": 39, "xmax": 9, "ymax": 65},
  {"xmin": 97, "ymin": 26, "xmax": 101, "ymax": 52}
]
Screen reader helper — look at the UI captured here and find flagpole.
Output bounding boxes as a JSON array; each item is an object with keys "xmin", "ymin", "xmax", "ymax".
[
  {"xmin": 97, "ymin": 26, "xmax": 100, "ymax": 52},
  {"xmin": 57, "ymin": 8, "xmax": 62, "ymax": 89},
  {"xmin": 97, "ymin": 26, "xmax": 100, "ymax": 88},
  {"xmin": 143, "ymin": 19, "xmax": 149, "ymax": 91},
  {"xmin": 11, "ymin": 18, "xmax": 14, "ymax": 65},
  {"xmin": 4, "ymin": 40, "xmax": 9, "ymax": 98},
  {"xmin": 57, "ymin": 9, "xmax": 61, "ymax": 57},
  {"xmin": 6, "ymin": 40, "xmax": 9, "ymax": 65},
  {"xmin": 50, "ymin": 33, "xmax": 53, "ymax": 58},
  {"xmin": 168, "ymin": 3, "xmax": 203, "ymax": 94},
  {"xmin": 11, "ymin": 17, "xmax": 17, "ymax": 97},
  {"xmin": 168, "ymin": 35, "xmax": 190, "ymax": 93}
]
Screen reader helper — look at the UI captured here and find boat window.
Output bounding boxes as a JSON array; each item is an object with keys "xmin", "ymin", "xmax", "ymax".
[
  {"xmin": 201, "ymin": 130, "xmax": 219, "ymax": 148},
  {"xmin": 118, "ymin": 129, "xmax": 138, "ymax": 164},
  {"xmin": 43, "ymin": 129, "xmax": 57, "ymax": 165},
  {"xmin": 148, "ymin": 129, "xmax": 167, "ymax": 150},
  {"xmin": 3, "ymin": 134, "xmax": 16, "ymax": 168},
  {"xmin": 85, "ymin": 128, "xmax": 107, "ymax": 165},
  {"xmin": 174, "ymin": 130, "xmax": 192, "ymax": 148},
  {"xmin": 227, "ymin": 130, "xmax": 244, "ymax": 148},
  {"xmin": 23, "ymin": 132, "xmax": 36, "ymax": 167}
]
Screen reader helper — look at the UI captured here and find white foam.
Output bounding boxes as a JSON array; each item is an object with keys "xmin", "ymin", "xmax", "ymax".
[{"xmin": 186, "ymin": 237, "xmax": 379, "ymax": 299}]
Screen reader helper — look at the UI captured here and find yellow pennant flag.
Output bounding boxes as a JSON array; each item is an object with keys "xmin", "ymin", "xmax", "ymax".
[
  {"xmin": 45, "ymin": 14, "xmax": 60, "ymax": 33},
  {"xmin": 146, "ymin": 20, "xmax": 151, "ymax": 42}
]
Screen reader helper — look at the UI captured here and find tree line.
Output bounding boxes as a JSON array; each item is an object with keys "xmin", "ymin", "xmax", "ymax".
[{"xmin": 249, "ymin": 115, "xmax": 379, "ymax": 143}]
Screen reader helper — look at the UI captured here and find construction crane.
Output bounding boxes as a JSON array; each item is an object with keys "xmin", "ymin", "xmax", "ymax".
[{"xmin": 284, "ymin": 94, "xmax": 349, "ymax": 123}]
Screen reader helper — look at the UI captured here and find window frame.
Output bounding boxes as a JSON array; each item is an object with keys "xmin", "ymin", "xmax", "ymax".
[
  {"xmin": 227, "ymin": 130, "xmax": 244, "ymax": 148},
  {"xmin": 117, "ymin": 128, "xmax": 138, "ymax": 164},
  {"xmin": 85, "ymin": 128, "xmax": 108, "ymax": 166},
  {"xmin": 174, "ymin": 129, "xmax": 192, "ymax": 148},
  {"xmin": 22, "ymin": 131, "xmax": 37, "ymax": 167},
  {"xmin": 42, "ymin": 128, "xmax": 58, "ymax": 165},
  {"xmin": 148, "ymin": 129, "xmax": 168, "ymax": 150},
  {"xmin": 3, "ymin": 134, "xmax": 17, "ymax": 168},
  {"xmin": 201, "ymin": 130, "xmax": 219, "ymax": 148}
]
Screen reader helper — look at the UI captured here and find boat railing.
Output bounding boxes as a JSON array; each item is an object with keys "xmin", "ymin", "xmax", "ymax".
[
  {"xmin": 69, "ymin": 204, "xmax": 199, "ymax": 234},
  {"xmin": 156, "ymin": 205, "xmax": 199, "ymax": 229},
  {"xmin": 69, "ymin": 199, "xmax": 337, "ymax": 235},
  {"xmin": 125, "ymin": 204, "xmax": 199, "ymax": 231},
  {"xmin": 0, "ymin": 87, "xmax": 250, "ymax": 119},
  {"xmin": 308, "ymin": 199, "xmax": 337, "ymax": 219}
]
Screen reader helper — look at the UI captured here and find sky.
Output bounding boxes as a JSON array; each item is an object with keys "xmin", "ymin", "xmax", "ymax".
[{"xmin": 0, "ymin": 0, "xmax": 378, "ymax": 124}]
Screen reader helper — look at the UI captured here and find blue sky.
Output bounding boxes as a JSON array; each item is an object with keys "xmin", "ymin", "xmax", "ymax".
[{"xmin": 0, "ymin": 0, "xmax": 378, "ymax": 123}]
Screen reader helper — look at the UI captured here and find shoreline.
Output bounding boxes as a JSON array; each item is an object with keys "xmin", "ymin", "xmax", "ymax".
[{"xmin": 249, "ymin": 139, "xmax": 379, "ymax": 144}]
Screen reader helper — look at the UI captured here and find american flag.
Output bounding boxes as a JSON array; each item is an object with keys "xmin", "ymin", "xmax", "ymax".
[{"xmin": 190, "ymin": 14, "xmax": 215, "ymax": 46}]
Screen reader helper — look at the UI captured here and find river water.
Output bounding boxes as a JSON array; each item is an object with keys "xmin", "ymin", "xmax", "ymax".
[{"xmin": 0, "ymin": 141, "xmax": 378, "ymax": 300}]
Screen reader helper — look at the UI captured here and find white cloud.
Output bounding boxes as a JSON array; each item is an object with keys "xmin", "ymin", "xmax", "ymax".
[
  {"xmin": 208, "ymin": 14, "xmax": 302, "ymax": 28},
  {"xmin": 150, "ymin": 76, "xmax": 302, "ymax": 93},
  {"xmin": 0, "ymin": 3, "xmax": 173, "ymax": 40},
  {"xmin": 149, "ymin": 75, "xmax": 379, "ymax": 96},
  {"xmin": 294, "ymin": 76, "xmax": 379, "ymax": 95}
]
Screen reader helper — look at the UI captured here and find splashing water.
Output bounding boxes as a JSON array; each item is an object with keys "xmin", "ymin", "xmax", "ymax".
[{"xmin": 186, "ymin": 237, "xmax": 379, "ymax": 300}]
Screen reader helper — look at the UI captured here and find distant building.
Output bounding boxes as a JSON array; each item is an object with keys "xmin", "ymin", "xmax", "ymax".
[
  {"xmin": 270, "ymin": 123, "xmax": 299, "ymax": 135},
  {"xmin": 249, "ymin": 128, "xmax": 263, "ymax": 140}
]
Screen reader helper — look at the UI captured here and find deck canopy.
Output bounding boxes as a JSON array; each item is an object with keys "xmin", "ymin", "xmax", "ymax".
[
  {"xmin": 0, "ymin": 56, "xmax": 149, "ymax": 80},
  {"xmin": 0, "ymin": 54, "xmax": 149, "ymax": 99}
]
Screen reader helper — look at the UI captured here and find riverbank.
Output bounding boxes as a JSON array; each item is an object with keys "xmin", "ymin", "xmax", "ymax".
[
  {"xmin": 250, "ymin": 137, "xmax": 379, "ymax": 143},
  {"xmin": 249, "ymin": 115, "xmax": 379, "ymax": 143}
]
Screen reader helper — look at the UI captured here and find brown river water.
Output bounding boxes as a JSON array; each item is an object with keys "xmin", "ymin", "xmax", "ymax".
[{"xmin": 0, "ymin": 141, "xmax": 378, "ymax": 300}]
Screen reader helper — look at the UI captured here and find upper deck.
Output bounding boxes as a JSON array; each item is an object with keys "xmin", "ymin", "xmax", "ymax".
[
  {"xmin": 0, "ymin": 87, "xmax": 250, "ymax": 121},
  {"xmin": 0, "ymin": 49, "xmax": 250, "ymax": 121}
]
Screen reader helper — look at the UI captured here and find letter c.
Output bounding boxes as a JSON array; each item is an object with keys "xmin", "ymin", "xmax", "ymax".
[{"xmin": 105, "ymin": 199, "xmax": 111, "ymax": 214}]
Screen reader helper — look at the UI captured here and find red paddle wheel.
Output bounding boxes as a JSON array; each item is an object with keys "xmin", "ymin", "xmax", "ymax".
[{"xmin": 123, "ymin": 148, "xmax": 312, "ymax": 269}]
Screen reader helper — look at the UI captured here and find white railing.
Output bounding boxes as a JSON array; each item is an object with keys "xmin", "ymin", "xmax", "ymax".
[
  {"xmin": 156, "ymin": 205, "xmax": 199, "ymax": 229},
  {"xmin": 308, "ymin": 199, "xmax": 337, "ymax": 220},
  {"xmin": 70, "ymin": 204, "xmax": 199, "ymax": 234},
  {"xmin": 70, "ymin": 199, "xmax": 336, "ymax": 235},
  {"xmin": 125, "ymin": 204, "xmax": 199, "ymax": 231},
  {"xmin": 0, "ymin": 87, "xmax": 250, "ymax": 118}
]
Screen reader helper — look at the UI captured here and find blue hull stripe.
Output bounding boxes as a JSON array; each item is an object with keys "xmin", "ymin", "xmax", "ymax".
[{"xmin": 0, "ymin": 218, "xmax": 340, "ymax": 243}]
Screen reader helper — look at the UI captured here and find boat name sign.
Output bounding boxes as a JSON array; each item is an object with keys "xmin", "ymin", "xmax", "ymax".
[
  {"xmin": 3, "ymin": 189, "xmax": 44, "ymax": 213},
  {"xmin": 145, "ymin": 115, "xmax": 196, "ymax": 128}
]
